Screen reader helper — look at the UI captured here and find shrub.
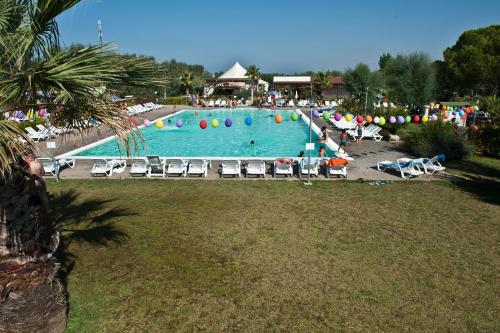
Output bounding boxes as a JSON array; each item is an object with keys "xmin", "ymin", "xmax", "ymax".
[
  {"xmin": 17, "ymin": 119, "xmax": 46, "ymax": 132},
  {"xmin": 397, "ymin": 121, "xmax": 472, "ymax": 160},
  {"xmin": 159, "ymin": 97, "xmax": 189, "ymax": 105},
  {"xmin": 472, "ymin": 125, "xmax": 500, "ymax": 157}
]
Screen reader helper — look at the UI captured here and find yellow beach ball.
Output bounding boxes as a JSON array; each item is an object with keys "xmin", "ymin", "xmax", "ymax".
[
  {"xmin": 156, "ymin": 120, "xmax": 164, "ymax": 129},
  {"xmin": 211, "ymin": 119, "xmax": 219, "ymax": 128}
]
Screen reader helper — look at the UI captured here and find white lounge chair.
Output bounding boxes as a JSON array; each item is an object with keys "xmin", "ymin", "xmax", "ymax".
[
  {"xmin": 146, "ymin": 155, "xmax": 165, "ymax": 177},
  {"xmin": 35, "ymin": 124, "xmax": 52, "ymax": 135},
  {"xmin": 397, "ymin": 155, "xmax": 445, "ymax": 175},
  {"xmin": 220, "ymin": 100, "xmax": 227, "ymax": 108},
  {"xmin": 207, "ymin": 100, "xmax": 214, "ymax": 107},
  {"xmin": 214, "ymin": 99, "xmax": 221, "ymax": 107},
  {"xmin": 288, "ymin": 100, "xmax": 295, "ymax": 107},
  {"xmin": 165, "ymin": 159, "xmax": 187, "ymax": 177},
  {"xmin": 246, "ymin": 160, "xmax": 266, "ymax": 178},
  {"xmin": 129, "ymin": 159, "xmax": 148, "ymax": 177},
  {"xmin": 273, "ymin": 159, "xmax": 294, "ymax": 178},
  {"xmin": 91, "ymin": 159, "xmax": 126, "ymax": 177},
  {"xmin": 377, "ymin": 160, "xmax": 424, "ymax": 179},
  {"xmin": 300, "ymin": 158, "xmax": 319, "ymax": 177},
  {"xmin": 220, "ymin": 160, "xmax": 241, "ymax": 178},
  {"xmin": 325, "ymin": 158, "xmax": 348, "ymax": 178},
  {"xmin": 36, "ymin": 158, "xmax": 56, "ymax": 175},
  {"xmin": 188, "ymin": 159, "xmax": 210, "ymax": 177},
  {"xmin": 25, "ymin": 127, "xmax": 48, "ymax": 141}
]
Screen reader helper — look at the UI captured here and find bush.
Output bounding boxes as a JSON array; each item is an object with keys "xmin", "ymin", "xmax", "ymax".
[
  {"xmin": 17, "ymin": 119, "xmax": 46, "ymax": 132},
  {"xmin": 472, "ymin": 125, "xmax": 500, "ymax": 157},
  {"xmin": 397, "ymin": 121, "xmax": 472, "ymax": 160},
  {"xmin": 159, "ymin": 97, "xmax": 189, "ymax": 105}
]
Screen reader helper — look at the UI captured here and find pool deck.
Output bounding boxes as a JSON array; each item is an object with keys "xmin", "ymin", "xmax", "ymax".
[{"xmin": 33, "ymin": 106, "xmax": 448, "ymax": 181}]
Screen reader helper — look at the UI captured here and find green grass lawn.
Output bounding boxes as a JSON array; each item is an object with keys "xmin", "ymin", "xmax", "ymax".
[{"xmin": 47, "ymin": 178, "xmax": 499, "ymax": 333}]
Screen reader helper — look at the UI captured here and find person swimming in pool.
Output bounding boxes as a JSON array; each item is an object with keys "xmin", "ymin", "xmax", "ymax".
[{"xmin": 250, "ymin": 140, "xmax": 255, "ymax": 145}]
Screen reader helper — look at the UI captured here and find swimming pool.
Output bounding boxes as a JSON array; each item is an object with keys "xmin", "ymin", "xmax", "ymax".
[{"xmin": 70, "ymin": 108, "xmax": 336, "ymax": 158}]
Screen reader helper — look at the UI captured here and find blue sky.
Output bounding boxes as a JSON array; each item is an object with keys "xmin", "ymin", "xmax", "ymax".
[{"xmin": 58, "ymin": 0, "xmax": 500, "ymax": 73}]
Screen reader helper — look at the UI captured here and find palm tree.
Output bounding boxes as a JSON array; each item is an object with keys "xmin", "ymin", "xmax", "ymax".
[
  {"xmin": 314, "ymin": 72, "xmax": 332, "ymax": 100},
  {"xmin": 246, "ymin": 65, "xmax": 260, "ymax": 104},
  {"xmin": 0, "ymin": 1, "xmax": 164, "ymax": 331},
  {"xmin": 180, "ymin": 71, "xmax": 193, "ymax": 96}
]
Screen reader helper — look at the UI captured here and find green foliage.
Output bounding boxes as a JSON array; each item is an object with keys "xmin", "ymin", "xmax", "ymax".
[
  {"xmin": 476, "ymin": 126, "xmax": 500, "ymax": 156},
  {"xmin": 397, "ymin": 122, "xmax": 472, "ymax": 160},
  {"xmin": 337, "ymin": 96, "xmax": 363, "ymax": 114},
  {"xmin": 17, "ymin": 119, "xmax": 47, "ymax": 131},
  {"xmin": 383, "ymin": 53, "xmax": 436, "ymax": 110},
  {"xmin": 314, "ymin": 72, "xmax": 332, "ymax": 98},
  {"xmin": 442, "ymin": 25, "xmax": 500, "ymax": 96},
  {"xmin": 343, "ymin": 63, "xmax": 383, "ymax": 97},
  {"xmin": 378, "ymin": 53, "xmax": 392, "ymax": 71},
  {"xmin": 159, "ymin": 97, "xmax": 189, "ymax": 105},
  {"xmin": 481, "ymin": 95, "xmax": 500, "ymax": 117}
]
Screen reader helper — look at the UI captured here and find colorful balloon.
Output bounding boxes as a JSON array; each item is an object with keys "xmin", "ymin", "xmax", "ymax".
[
  {"xmin": 245, "ymin": 116, "xmax": 253, "ymax": 126},
  {"xmin": 334, "ymin": 113, "xmax": 342, "ymax": 121},
  {"xmin": 211, "ymin": 119, "xmax": 219, "ymax": 128},
  {"xmin": 389, "ymin": 116, "xmax": 396, "ymax": 124},
  {"xmin": 413, "ymin": 115, "xmax": 420, "ymax": 123},
  {"xmin": 38, "ymin": 109, "xmax": 46, "ymax": 117},
  {"xmin": 225, "ymin": 118, "xmax": 232, "ymax": 127},
  {"xmin": 397, "ymin": 116, "xmax": 405, "ymax": 124},
  {"xmin": 323, "ymin": 112, "xmax": 331, "ymax": 121},
  {"xmin": 365, "ymin": 115, "xmax": 373, "ymax": 124},
  {"xmin": 422, "ymin": 115, "xmax": 429, "ymax": 123},
  {"xmin": 176, "ymin": 119, "xmax": 183, "ymax": 128},
  {"xmin": 378, "ymin": 117, "xmax": 386, "ymax": 126},
  {"xmin": 312, "ymin": 110, "xmax": 320, "ymax": 118},
  {"xmin": 465, "ymin": 107, "xmax": 472, "ymax": 114},
  {"xmin": 291, "ymin": 111, "xmax": 299, "ymax": 121},
  {"xmin": 470, "ymin": 124, "xmax": 479, "ymax": 132},
  {"xmin": 459, "ymin": 110, "xmax": 465, "ymax": 117},
  {"xmin": 199, "ymin": 119, "xmax": 207, "ymax": 129},
  {"xmin": 156, "ymin": 120, "xmax": 164, "ymax": 129},
  {"xmin": 405, "ymin": 115, "xmax": 411, "ymax": 123},
  {"xmin": 345, "ymin": 114, "xmax": 353, "ymax": 122},
  {"xmin": 144, "ymin": 119, "xmax": 151, "ymax": 127},
  {"xmin": 443, "ymin": 111, "xmax": 449, "ymax": 119},
  {"xmin": 275, "ymin": 114, "xmax": 283, "ymax": 124},
  {"xmin": 431, "ymin": 114, "xmax": 438, "ymax": 121},
  {"xmin": 130, "ymin": 117, "xmax": 138, "ymax": 126},
  {"xmin": 373, "ymin": 116, "xmax": 380, "ymax": 124},
  {"xmin": 356, "ymin": 115, "xmax": 363, "ymax": 124},
  {"xmin": 474, "ymin": 106, "xmax": 479, "ymax": 111}
]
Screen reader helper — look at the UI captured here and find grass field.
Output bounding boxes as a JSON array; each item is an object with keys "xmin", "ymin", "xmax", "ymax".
[{"xmin": 46, "ymin": 173, "xmax": 499, "ymax": 332}]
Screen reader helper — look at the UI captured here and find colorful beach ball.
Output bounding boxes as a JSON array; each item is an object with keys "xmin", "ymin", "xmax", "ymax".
[
  {"xmin": 291, "ymin": 111, "xmax": 299, "ymax": 121},
  {"xmin": 397, "ymin": 116, "xmax": 405, "ymax": 124},
  {"xmin": 312, "ymin": 110, "xmax": 320, "ymax": 118},
  {"xmin": 356, "ymin": 115, "xmax": 363, "ymax": 124},
  {"xmin": 389, "ymin": 116, "xmax": 396, "ymax": 124},
  {"xmin": 156, "ymin": 120, "xmax": 164, "ymax": 129},
  {"xmin": 211, "ymin": 119, "xmax": 219, "ymax": 128},
  {"xmin": 275, "ymin": 114, "xmax": 283, "ymax": 124},
  {"xmin": 334, "ymin": 113, "xmax": 342, "ymax": 121},
  {"xmin": 199, "ymin": 119, "xmax": 207, "ymax": 129},
  {"xmin": 176, "ymin": 119, "xmax": 183, "ymax": 128},
  {"xmin": 405, "ymin": 115, "xmax": 411, "ymax": 124},
  {"xmin": 245, "ymin": 116, "xmax": 253, "ymax": 126},
  {"xmin": 323, "ymin": 112, "xmax": 331, "ymax": 121},
  {"xmin": 431, "ymin": 114, "xmax": 438, "ymax": 121},
  {"xmin": 365, "ymin": 115, "xmax": 373, "ymax": 124},
  {"xmin": 413, "ymin": 115, "xmax": 420, "ymax": 123},
  {"xmin": 144, "ymin": 119, "xmax": 151, "ymax": 127},
  {"xmin": 345, "ymin": 114, "xmax": 353, "ymax": 122},
  {"xmin": 378, "ymin": 117, "xmax": 386, "ymax": 126},
  {"xmin": 225, "ymin": 118, "xmax": 232, "ymax": 127},
  {"xmin": 373, "ymin": 116, "xmax": 380, "ymax": 124},
  {"xmin": 422, "ymin": 115, "xmax": 429, "ymax": 123}
]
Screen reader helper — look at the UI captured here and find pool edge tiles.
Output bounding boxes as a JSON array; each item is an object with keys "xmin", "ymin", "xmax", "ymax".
[{"xmin": 57, "ymin": 108, "xmax": 350, "ymax": 160}]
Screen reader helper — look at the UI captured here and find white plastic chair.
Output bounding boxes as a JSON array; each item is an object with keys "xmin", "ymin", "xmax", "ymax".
[
  {"xmin": 129, "ymin": 159, "xmax": 148, "ymax": 177},
  {"xmin": 220, "ymin": 160, "xmax": 241, "ymax": 178},
  {"xmin": 246, "ymin": 160, "xmax": 266, "ymax": 178},
  {"xmin": 377, "ymin": 160, "xmax": 424, "ymax": 179},
  {"xmin": 166, "ymin": 159, "xmax": 188, "ymax": 177},
  {"xmin": 188, "ymin": 159, "xmax": 210, "ymax": 177}
]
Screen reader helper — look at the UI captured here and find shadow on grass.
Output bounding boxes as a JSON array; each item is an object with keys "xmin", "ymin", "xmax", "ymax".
[
  {"xmin": 451, "ymin": 176, "xmax": 500, "ymax": 206},
  {"xmin": 48, "ymin": 189, "xmax": 134, "ymax": 302},
  {"xmin": 447, "ymin": 159, "xmax": 500, "ymax": 180}
]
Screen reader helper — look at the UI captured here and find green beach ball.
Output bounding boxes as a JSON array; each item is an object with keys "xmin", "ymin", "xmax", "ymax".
[
  {"xmin": 405, "ymin": 115, "xmax": 411, "ymax": 123},
  {"xmin": 378, "ymin": 117, "xmax": 386, "ymax": 126},
  {"xmin": 291, "ymin": 111, "xmax": 299, "ymax": 121},
  {"xmin": 211, "ymin": 119, "xmax": 219, "ymax": 128},
  {"xmin": 323, "ymin": 112, "xmax": 331, "ymax": 121}
]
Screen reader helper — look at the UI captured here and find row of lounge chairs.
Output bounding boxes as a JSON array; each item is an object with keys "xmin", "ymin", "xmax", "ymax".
[
  {"xmin": 35, "ymin": 158, "xmax": 76, "ymax": 175},
  {"xmin": 25, "ymin": 124, "xmax": 71, "ymax": 142},
  {"xmin": 330, "ymin": 118, "xmax": 383, "ymax": 141},
  {"xmin": 90, "ymin": 156, "xmax": 349, "ymax": 178},
  {"xmin": 377, "ymin": 155, "xmax": 445, "ymax": 178},
  {"xmin": 126, "ymin": 102, "xmax": 162, "ymax": 116}
]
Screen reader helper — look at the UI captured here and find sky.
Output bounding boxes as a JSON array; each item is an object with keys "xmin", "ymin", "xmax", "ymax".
[{"xmin": 57, "ymin": 0, "xmax": 500, "ymax": 73}]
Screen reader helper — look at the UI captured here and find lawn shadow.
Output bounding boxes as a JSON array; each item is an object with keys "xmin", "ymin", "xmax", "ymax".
[
  {"xmin": 48, "ymin": 189, "xmax": 135, "ymax": 303},
  {"xmin": 447, "ymin": 159, "xmax": 500, "ymax": 179},
  {"xmin": 451, "ymin": 176, "xmax": 500, "ymax": 206}
]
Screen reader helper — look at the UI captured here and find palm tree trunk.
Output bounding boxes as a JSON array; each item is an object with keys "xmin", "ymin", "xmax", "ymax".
[
  {"xmin": 0, "ymin": 172, "xmax": 66, "ymax": 333},
  {"xmin": 251, "ymin": 86, "xmax": 254, "ymax": 104}
]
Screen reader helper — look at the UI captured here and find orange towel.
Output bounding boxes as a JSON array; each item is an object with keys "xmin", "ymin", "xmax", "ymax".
[{"xmin": 327, "ymin": 158, "xmax": 348, "ymax": 167}]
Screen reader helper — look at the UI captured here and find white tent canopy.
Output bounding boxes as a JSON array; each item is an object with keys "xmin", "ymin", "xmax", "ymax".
[{"xmin": 218, "ymin": 62, "xmax": 248, "ymax": 80}]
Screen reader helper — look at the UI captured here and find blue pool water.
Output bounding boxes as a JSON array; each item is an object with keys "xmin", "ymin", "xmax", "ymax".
[{"xmin": 75, "ymin": 109, "xmax": 334, "ymax": 158}]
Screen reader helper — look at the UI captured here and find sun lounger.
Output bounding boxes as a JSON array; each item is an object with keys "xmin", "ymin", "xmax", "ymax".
[
  {"xmin": 288, "ymin": 100, "xmax": 295, "ymax": 107},
  {"xmin": 325, "ymin": 158, "xmax": 348, "ymax": 178},
  {"xmin": 165, "ymin": 159, "xmax": 188, "ymax": 177},
  {"xmin": 188, "ymin": 159, "xmax": 210, "ymax": 177},
  {"xmin": 220, "ymin": 160, "xmax": 241, "ymax": 178},
  {"xmin": 129, "ymin": 159, "xmax": 148, "ymax": 177},
  {"xmin": 300, "ymin": 158, "xmax": 319, "ymax": 177},
  {"xmin": 207, "ymin": 100, "xmax": 214, "ymax": 107},
  {"xmin": 348, "ymin": 125, "xmax": 383, "ymax": 141},
  {"xmin": 246, "ymin": 160, "xmax": 266, "ymax": 178},
  {"xmin": 220, "ymin": 100, "xmax": 227, "ymax": 107},
  {"xmin": 91, "ymin": 159, "xmax": 126, "ymax": 177},
  {"xmin": 273, "ymin": 159, "xmax": 294, "ymax": 178},
  {"xmin": 35, "ymin": 124, "xmax": 52, "ymax": 135},
  {"xmin": 146, "ymin": 155, "xmax": 165, "ymax": 177},
  {"xmin": 331, "ymin": 118, "xmax": 357, "ymax": 130},
  {"xmin": 397, "ymin": 154, "xmax": 445, "ymax": 175},
  {"xmin": 214, "ymin": 99, "xmax": 221, "ymax": 107},
  {"xmin": 377, "ymin": 160, "xmax": 424, "ymax": 179},
  {"xmin": 25, "ymin": 127, "xmax": 49, "ymax": 141}
]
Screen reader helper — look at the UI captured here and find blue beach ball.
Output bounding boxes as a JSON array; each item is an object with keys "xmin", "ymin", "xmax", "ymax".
[
  {"xmin": 245, "ymin": 116, "xmax": 253, "ymax": 126},
  {"xmin": 225, "ymin": 118, "xmax": 232, "ymax": 127}
]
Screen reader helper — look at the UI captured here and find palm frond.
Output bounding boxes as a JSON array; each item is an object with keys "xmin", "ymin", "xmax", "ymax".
[{"xmin": 0, "ymin": 120, "xmax": 34, "ymax": 176}]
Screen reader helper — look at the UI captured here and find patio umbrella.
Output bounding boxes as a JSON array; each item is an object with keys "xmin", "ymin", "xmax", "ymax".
[
  {"xmin": 295, "ymin": 91, "xmax": 298, "ymax": 99},
  {"xmin": 268, "ymin": 91, "xmax": 279, "ymax": 97}
]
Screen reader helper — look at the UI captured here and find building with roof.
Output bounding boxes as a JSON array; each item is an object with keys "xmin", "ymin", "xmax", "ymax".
[{"xmin": 204, "ymin": 62, "xmax": 269, "ymax": 96}]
